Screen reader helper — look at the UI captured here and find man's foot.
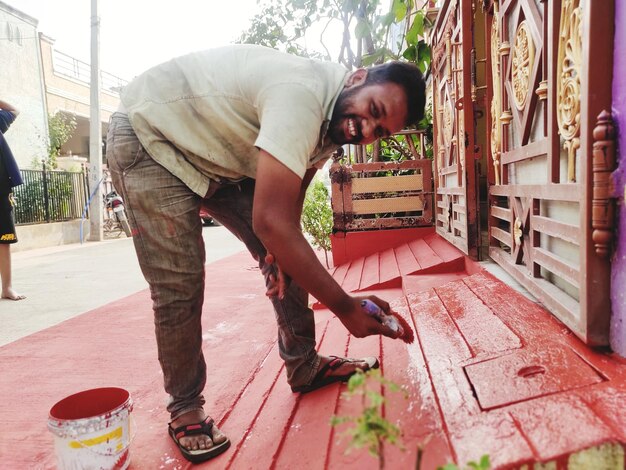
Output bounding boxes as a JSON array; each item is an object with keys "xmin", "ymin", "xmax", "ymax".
[
  {"xmin": 291, "ymin": 355, "xmax": 379, "ymax": 394},
  {"xmin": 169, "ymin": 409, "xmax": 230, "ymax": 463},
  {"xmin": 1, "ymin": 288, "xmax": 25, "ymax": 301}
]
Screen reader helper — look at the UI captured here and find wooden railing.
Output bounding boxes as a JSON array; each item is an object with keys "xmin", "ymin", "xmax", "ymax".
[{"xmin": 330, "ymin": 159, "xmax": 434, "ymax": 232}]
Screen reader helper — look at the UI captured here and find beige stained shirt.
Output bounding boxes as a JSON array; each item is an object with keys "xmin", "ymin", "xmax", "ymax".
[{"xmin": 121, "ymin": 45, "xmax": 348, "ymax": 196}]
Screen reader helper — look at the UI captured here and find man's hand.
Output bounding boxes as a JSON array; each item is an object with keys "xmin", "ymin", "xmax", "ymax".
[
  {"xmin": 337, "ymin": 295, "xmax": 402, "ymax": 339},
  {"xmin": 262, "ymin": 253, "xmax": 291, "ymax": 299}
]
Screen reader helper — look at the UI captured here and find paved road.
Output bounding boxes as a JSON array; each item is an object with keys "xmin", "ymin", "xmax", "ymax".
[{"xmin": 0, "ymin": 225, "xmax": 245, "ymax": 347}]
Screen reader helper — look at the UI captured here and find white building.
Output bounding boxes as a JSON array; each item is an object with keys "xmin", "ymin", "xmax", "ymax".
[{"xmin": 0, "ymin": 0, "xmax": 48, "ymax": 169}]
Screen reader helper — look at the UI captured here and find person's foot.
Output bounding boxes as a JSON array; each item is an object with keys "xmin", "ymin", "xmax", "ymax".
[
  {"xmin": 169, "ymin": 409, "xmax": 228, "ymax": 454},
  {"xmin": 291, "ymin": 355, "xmax": 379, "ymax": 393},
  {"xmin": 318, "ymin": 355, "xmax": 377, "ymax": 377},
  {"xmin": 1, "ymin": 288, "xmax": 25, "ymax": 301}
]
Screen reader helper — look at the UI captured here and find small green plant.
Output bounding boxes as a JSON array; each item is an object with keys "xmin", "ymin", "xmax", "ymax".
[
  {"xmin": 330, "ymin": 368, "xmax": 406, "ymax": 469},
  {"xmin": 331, "ymin": 368, "xmax": 491, "ymax": 470},
  {"xmin": 301, "ymin": 179, "xmax": 333, "ymax": 268},
  {"xmin": 46, "ymin": 112, "xmax": 77, "ymax": 168},
  {"xmin": 438, "ymin": 455, "xmax": 491, "ymax": 470}
]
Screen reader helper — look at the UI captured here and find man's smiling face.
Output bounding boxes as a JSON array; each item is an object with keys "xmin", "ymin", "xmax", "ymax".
[{"xmin": 328, "ymin": 69, "xmax": 409, "ymax": 146}]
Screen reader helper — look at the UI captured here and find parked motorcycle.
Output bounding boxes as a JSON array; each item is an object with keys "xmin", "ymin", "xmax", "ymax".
[{"xmin": 104, "ymin": 191, "xmax": 132, "ymax": 237}]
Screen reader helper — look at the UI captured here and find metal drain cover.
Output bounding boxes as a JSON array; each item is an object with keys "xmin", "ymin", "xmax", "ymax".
[{"xmin": 464, "ymin": 347, "xmax": 603, "ymax": 410}]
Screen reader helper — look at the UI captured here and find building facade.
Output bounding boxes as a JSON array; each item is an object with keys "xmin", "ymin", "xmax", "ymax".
[
  {"xmin": 39, "ymin": 34, "xmax": 126, "ymax": 169},
  {"xmin": 1, "ymin": 1, "xmax": 126, "ymax": 171},
  {"xmin": 0, "ymin": 1, "xmax": 48, "ymax": 169}
]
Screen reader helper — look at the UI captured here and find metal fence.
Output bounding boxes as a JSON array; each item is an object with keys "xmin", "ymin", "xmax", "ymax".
[
  {"xmin": 52, "ymin": 49, "xmax": 128, "ymax": 93},
  {"xmin": 13, "ymin": 165, "xmax": 89, "ymax": 225}
]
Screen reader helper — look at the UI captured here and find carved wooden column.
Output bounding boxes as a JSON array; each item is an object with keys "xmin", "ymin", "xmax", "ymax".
[
  {"xmin": 591, "ymin": 111, "xmax": 616, "ymax": 258},
  {"xmin": 498, "ymin": 36, "xmax": 511, "ymax": 185}
]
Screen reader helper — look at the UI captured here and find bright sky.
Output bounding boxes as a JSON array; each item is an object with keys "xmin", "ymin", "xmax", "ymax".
[{"xmin": 11, "ymin": 0, "xmax": 266, "ymax": 80}]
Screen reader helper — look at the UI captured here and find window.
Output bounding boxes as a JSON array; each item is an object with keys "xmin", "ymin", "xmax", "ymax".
[{"xmin": 5, "ymin": 23, "xmax": 23, "ymax": 45}]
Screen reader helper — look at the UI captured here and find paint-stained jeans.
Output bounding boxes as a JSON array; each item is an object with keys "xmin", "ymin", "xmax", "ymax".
[{"xmin": 106, "ymin": 113, "xmax": 320, "ymax": 420}]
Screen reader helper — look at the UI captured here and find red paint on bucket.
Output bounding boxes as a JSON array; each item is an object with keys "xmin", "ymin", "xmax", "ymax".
[{"xmin": 50, "ymin": 387, "xmax": 130, "ymax": 420}]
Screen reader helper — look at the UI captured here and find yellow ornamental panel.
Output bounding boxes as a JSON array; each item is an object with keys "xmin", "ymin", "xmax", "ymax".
[
  {"xmin": 557, "ymin": 0, "xmax": 583, "ymax": 182},
  {"xmin": 512, "ymin": 21, "xmax": 535, "ymax": 111}
]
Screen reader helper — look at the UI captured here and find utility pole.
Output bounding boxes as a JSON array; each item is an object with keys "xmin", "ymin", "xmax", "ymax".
[{"xmin": 88, "ymin": 0, "xmax": 103, "ymax": 241}]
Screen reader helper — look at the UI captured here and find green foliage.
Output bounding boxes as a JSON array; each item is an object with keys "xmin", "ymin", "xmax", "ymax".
[
  {"xmin": 330, "ymin": 369, "xmax": 406, "ymax": 468},
  {"xmin": 301, "ymin": 179, "xmax": 333, "ymax": 268},
  {"xmin": 238, "ymin": 0, "xmax": 427, "ymax": 70},
  {"xmin": 238, "ymin": 0, "xmax": 334, "ymax": 60},
  {"xmin": 438, "ymin": 455, "xmax": 491, "ymax": 470},
  {"xmin": 238, "ymin": 0, "xmax": 434, "ymax": 162},
  {"xmin": 13, "ymin": 176, "xmax": 45, "ymax": 223},
  {"xmin": 366, "ymin": 132, "xmax": 423, "ymax": 163},
  {"xmin": 47, "ymin": 112, "xmax": 77, "ymax": 168},
  {"xmin": 418, "ymin": 101, "xmax": 434, "ymax": 159}
]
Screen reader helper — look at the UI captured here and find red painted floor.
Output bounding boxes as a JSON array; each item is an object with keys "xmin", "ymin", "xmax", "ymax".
[{"xmin": 2, "ymin": 233, "xmax": 626, "ymax": 469}]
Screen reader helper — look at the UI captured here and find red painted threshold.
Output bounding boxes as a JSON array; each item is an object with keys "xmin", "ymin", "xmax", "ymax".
[{"xmin": 2, "ymin": 236, "xmax": 626, "ymax": 469}]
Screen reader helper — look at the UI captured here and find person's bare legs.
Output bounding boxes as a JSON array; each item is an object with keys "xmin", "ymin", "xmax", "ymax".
[{"xmin": 0, "ymin": 244, "xmax": 24, "ymax": 301}]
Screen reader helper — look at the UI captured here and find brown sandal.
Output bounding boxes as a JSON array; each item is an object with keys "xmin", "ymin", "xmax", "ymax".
[
  {"xmin": 168, "ymin": 416, "xmax": 230, "ymax": 463},
  {"xmin": 291, "ymin": 356, "xmax": 379, "ymax": 394}
]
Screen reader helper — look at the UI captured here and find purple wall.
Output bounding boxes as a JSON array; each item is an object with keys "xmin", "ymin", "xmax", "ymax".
[{"xmin": 611, "ymin": 0, "xmax": 626, "ymax": 356}]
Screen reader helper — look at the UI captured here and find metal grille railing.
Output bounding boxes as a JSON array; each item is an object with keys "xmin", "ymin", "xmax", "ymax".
[
  {"xmin": 13, "ymin": 165, "xmax": 89, "ymax": 225},
  {"xmin": 52, "ymin": 50, "xmax": 128, "ymax": 93}
]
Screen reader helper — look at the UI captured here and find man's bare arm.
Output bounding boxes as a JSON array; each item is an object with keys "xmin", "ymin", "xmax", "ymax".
[
  {"xmin": 263, "ymin": 166, "xmax": 317, "ymax": 298},
  {"xmin": 297, "ymin": 167, "xmax": 317, "ymax": 213},
  {"xmin": 0, "ymin": 100, "xmax": 19, "ymax": 117},
  {"xmin": 253, "ymin": 150, "xmax": 399, "ymax": 339}
]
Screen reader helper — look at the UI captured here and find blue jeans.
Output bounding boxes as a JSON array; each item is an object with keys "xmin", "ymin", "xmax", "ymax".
[{"xmin": 106, "ymin": 113, "xmax": 320, "ymax": 420}]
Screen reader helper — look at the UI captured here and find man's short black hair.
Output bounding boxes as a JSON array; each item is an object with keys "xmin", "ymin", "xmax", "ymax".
[{"xmin": 364, "ymin": 61, "xmax": 426, "ymax": 127}]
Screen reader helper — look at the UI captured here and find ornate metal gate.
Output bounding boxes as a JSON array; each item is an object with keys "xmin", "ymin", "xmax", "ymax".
[
  {"xmin": 431, "ymin": 0, "xmax": 479, "ymax": 258},
  {"xmin": 484, "ymin": 0, "xmax": 615, "ymax": 345}
]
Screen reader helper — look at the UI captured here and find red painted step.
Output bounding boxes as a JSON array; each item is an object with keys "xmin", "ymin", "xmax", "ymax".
[
  {"xmin": 383, "ymin": 297, "xmax": 455, "ymax": 469},
  {"xmin": 6, "ymin": 238, "xmax": 626, "ymax": 470},
  {"xmin": 359, "ymin": 253, "xmax": 380, "ymax": 291},
  {"xmin": 402, "ymin": 272, "xmax": 469, "ymax": 296},
  {"xmin": 435, "ymin": 280, "xmax": 522, "ymax": 356},
  {"xmin": 507, "ymin": 394, "xmax": 614, "ymax": 461},
  {"xmin": 378, "ymin": 248, "xmax": 401, "ymax": 287},
  {"xmin": 331, "ymin": 262, "xmax": 350, "ymax": 288},
  {"xmin": 406, "ymin": 287, "xmax": 534, "ymax": 467},
  {"xmin": 408, "ymin": 238, "xmax": 444, "ymax": 272},
  {"xmin": 274, "ymin": 317, "xmax": 352, "ymax": 470},
  {"xmin": 326, "ymin": 334, "xmax": 382, "ymax": 468},
  {"xmin": 394, "ymin": 243, "xmax": 422, "ymax": 275},
  {"xmin": 341, "ymin": 257, "xmax": 365, "ymax": 293},
  {"xmin": 331, "ymin": 234, "xmax": 471, "ymax": 294},
  {"xmin": 224, "ymin": 341, "xmax": 293, "ymax": 469},
  {"xmin": 424, "ymin": 233, "xmax": 465, "ymax": 263}
]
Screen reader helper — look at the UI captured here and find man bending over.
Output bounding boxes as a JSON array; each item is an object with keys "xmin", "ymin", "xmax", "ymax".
[{"xmin": 107, "ymin": 44, "xmax": 425, "ymax": 463}]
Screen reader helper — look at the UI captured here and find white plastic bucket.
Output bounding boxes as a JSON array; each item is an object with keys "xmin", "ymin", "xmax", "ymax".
[{"xmin": 48, "ymin": 387, "xmax": 133, "ymax": 470}]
